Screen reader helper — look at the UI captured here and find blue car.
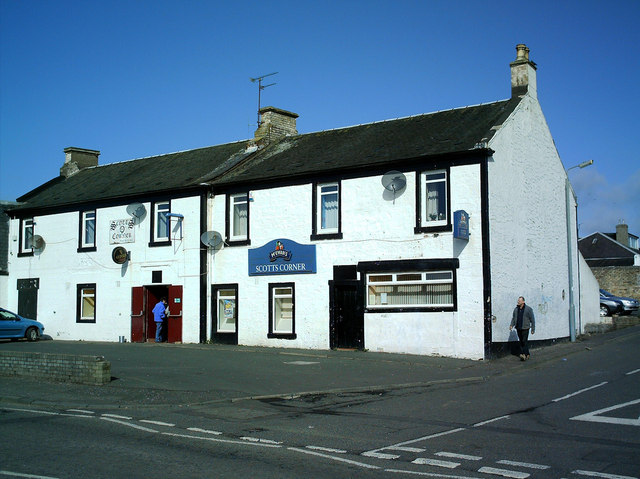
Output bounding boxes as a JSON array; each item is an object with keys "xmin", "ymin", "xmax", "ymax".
[{"xmin": 0, "ymin": 307, "xmax": 45, "ymax": 341}]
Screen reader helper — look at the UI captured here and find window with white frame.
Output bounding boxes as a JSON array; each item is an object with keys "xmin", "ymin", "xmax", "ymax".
[
  {"xmin": 20, "ymin": 218, "xmax": 34, "ymax": 254},
  {"xmin": 216, "ymin": 288, "xmax": 237, "ymax": 333},
  {"xmin": 420, "ymin": 169, "xmax": 448, "ymax": 228},
  {"xmin": 80, "ymin": 210, "xmax": 96, "ymax": 249},
  {"xmin": 366, "ymin": 271, "xmax": 454, "ymax": 309},
  {"xmin": 153, "ymin": 201, "xmax": 170, "ymax": 243},
  {"xmin": 77, "ymin": 283, "xmax": 96, "ymax": 323},
  {"xmin": 228, "ymin": 193, "xmax": 249, "ymax": 242},
  {"xmin": 269, "ymin": 283, "xmax": 295, "ymax": 337},
  {"xmin": 318, "ymin": 182, "xmax": 339, "ymax": 233}
]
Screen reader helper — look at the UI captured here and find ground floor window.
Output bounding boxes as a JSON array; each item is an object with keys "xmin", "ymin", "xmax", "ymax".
[
  {"xmin": 367, "ymin": 271, "xmax": 453, "ymax": 309},
  {"xmin": 216, "ymin": 287, "xmax": 237, "ymax": 333},
  {"xmin": 77, "ymin": 283, "xmax": 96, "ymax": 323},
  {"xmin": 268, "ymin": 283, "xmax": 296, "ymax": 339}
]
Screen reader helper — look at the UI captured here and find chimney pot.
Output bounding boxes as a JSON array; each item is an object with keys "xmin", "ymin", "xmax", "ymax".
[{"xmin": 510, "ymin": 43, "xmax": 537, "ymax": 99}]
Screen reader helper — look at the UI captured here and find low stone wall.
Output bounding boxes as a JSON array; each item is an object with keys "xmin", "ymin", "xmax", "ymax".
[{"xmin": 0, "ymin": 351, "xmax": 111, "ymax": 385}]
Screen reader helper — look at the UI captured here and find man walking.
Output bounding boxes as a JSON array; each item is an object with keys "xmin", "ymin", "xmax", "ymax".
[
  {"xmin": 510, "ymin": 296, "xmax": 535, "ymax": 360},
  {"xmin": 153, "ymin": 297, "xmax": 168, "ymax": 343}
]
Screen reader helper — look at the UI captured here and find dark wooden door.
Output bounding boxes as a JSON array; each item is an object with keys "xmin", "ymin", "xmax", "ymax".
[
  {"xmin": 167, "ymin": 285, "xmax": 183, "ymax": 343},
  {"xmin": 330, "ymin": 281, "xmax": 364, "ymax": 349},
  {"xmin": 130, "ymin": 287, "xmax": 144, "ymax": 342},
  {"xmin": 17, "ymin": 278, "xmax": 39, "ymax": 320}
]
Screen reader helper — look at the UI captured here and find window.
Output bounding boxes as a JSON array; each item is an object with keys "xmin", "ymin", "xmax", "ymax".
[
  {"xmin": 416, "ymin": 169, "xmax": 450, "ymax": 232},
  {"xmin": 150, "ymin": 200, "xmax": 171, "ymax": 245},
  {"xmin": 216, "ymin": 288, "xmax": 237, "ymax": 333},
  {"xmin": 79, "ymin": 210, "xmax": 96, "ymax": 251},
  {"xmin": 366, "ymin": 271, "xmax": 454, "ymax": 309},
  {"xmin": 19, "ymin": 218, "xmax": 34, "ymax": 256},
  {"xmin": 311, "ymin": 181, "xmax": 342, "ymax": 240},
  {"xmin": 268, "ymin": 283, "xmax": 296, "ymax": 338},
  {"xmin": 226, "ymin": 192, "xmax": 250, "ymax": 245},
  {"xmin": 77, "ymin": 283, "xmax": 96, "ymax": 323}
]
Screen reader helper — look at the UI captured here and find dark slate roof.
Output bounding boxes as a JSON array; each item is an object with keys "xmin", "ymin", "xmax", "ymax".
[
  {"xmin": 11, "ymin": 141, "xmax": 251, "ymax": 213},
  {"xmin": 9, "ymin": 98, "xmax": 521, "ymax": 213},
  {"xmin": 578, "ymin": 232, "xmax": 639, "ymax": 267},
  {"xmin": 211, "ymin": 99, "xmax": 521, "ymax": 186}
]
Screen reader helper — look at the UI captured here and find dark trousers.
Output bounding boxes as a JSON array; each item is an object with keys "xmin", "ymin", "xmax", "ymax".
[{"xmin": 517, "ymin": 328, "xmax": 530, "ymax": 356}]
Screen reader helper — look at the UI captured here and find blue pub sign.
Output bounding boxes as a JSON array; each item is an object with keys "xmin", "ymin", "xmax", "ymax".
[
  {"xmin": 453, "ymin": 210, "xmax": 470, "ymax": 240},
  {"xmin": 248, "ymin": 239, "xmax": 317, "ymax": 276}
]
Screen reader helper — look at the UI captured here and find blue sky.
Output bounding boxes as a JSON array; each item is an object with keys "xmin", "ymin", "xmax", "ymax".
[{"xmin": 1, "ymin": 0, "xmax": 638, "ymax": 237}]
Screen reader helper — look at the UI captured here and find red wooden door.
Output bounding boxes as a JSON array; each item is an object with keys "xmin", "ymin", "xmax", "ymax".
[
  {"xmin": 131, "ymin": 287, "xmax": 145, "ymax": 342},
  {"xmin": 167, "ymin": 285, "xmax": 183, "ymax": 343}
]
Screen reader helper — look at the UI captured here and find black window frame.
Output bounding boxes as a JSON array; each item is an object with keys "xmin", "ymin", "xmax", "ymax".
[
  {"xmin": 18, "ymin": 217, "xmax": 35, "ymax": 257},
  {"xmin": 76, "ymin": 283, "xmax": 97, "ymax": 323},
  {"xmin": 311, "ymin": 180, "xmax": 343, "ymax": 241},
  {"xmin": 77, "ymin": 209, "xmax": 97, "ymax": 252},
  {"xmin": 149, "ymin": 199, "xmax": 172, "ymax": 247},
  {"xmin": 414, "ymin": 167, "xmax": 452, "ymax": 234},
  {"xmin": 225, "ymin": 191, "xmax": 251, "ymax": 247},
  {"xmin": 211, "ymin": 283, "xmax": 239, "ymax": 338},
  {"xmin": 268, "ymin": 282, "xmax": 296, "ymax": 339}
]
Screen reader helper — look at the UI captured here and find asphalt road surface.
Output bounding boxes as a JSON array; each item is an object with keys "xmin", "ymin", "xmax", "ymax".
[{"xmin": 1, "ymin": 327, "xmax": 639, "ymax": 478}]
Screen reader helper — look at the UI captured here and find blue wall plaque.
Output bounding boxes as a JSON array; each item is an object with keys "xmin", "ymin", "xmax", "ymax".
[
  {"xmin": 453, "ymin": 210, "xmax": 470, "ymax": 240},
  {"xmin": 248, "ymin": 239, "xmax": 317, "ymax": 276}
]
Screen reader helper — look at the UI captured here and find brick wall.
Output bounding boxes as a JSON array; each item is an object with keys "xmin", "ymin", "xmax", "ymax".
[
  {"xmin": 0, "ymin": 351, "xmax": 111, "ymax": 385},
  {"xmin": 590, "ymin": 266, "xmax": 640, "ymax": 299}
]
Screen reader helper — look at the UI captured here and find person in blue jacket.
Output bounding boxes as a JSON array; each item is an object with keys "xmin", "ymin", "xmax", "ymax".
[
  {"xmin": 510, "ymin": 296, "xmax": 535, "ymax": 360},
  {"xmin": 152, "ymin": 298, "xmax": 168, "ymax": 343}
]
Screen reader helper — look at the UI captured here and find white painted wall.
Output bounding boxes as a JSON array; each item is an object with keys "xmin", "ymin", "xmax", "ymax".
[
  {"xmin": 488, "ymin": 94, "xmax": 577, "ymax": 342},
  {"xmin": 210, "ymin": 164, "xmax": 486, "ymax": 359},
  {"xmin": 6, "ymin": 196, "xmax": 203, "ymax": 342},
  {"xmin": 578, "ymin": 253, "xmax": 601, "ymax": 333}
]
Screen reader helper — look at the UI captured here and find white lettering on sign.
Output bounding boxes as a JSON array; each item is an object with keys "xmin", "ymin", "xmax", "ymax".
[
  {"xmin": 254, "ymin": 263, "xmax": 308, "ymax": 274},
  {"xmin": 109, "ymin": 219, "xmax": 135, "ymax": 244}
]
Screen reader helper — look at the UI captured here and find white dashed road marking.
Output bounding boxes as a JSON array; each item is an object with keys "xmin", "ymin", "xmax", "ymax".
[
  {"xmin": 497, "ymin": 460, "xmax": 550, "ymax": 470},
  {"xmin": 305, "ymin": 445, "xmax": 347, "ymax": 454},
  {"xmin": 187, "ymin": 427, "xmax": 222, "ymax": 435},
  {"xmin": 478, "ymin": 466, "xmax": 530, "ymax": 478},
  {"xmin": 139, "ymin": 419, "xmax": 175, "ymax": 427},
  {"xmin": 411, "ymin": 458, "xmax": 460, "ymax": 468},
  {"xmin": 0, "ymin": 471, "xmax": 61, "ymax": 479},
  {"xmin": 289, "ymin": 447, "xmax": 380, "ymax": 470},
  {"xmin": 100, "ymin": 416, "xmax": 159, "ymax": 433},
  {"xmin": 436, "ymin": 452, "xmax": 482, "ymax": 461},
  {"xmin": 552, "ymin": 382, "xmax": 608, "ymax": 402},
  {"xmin": 572, "ymin": 471, "xmax": 638, "ymax": 479}
]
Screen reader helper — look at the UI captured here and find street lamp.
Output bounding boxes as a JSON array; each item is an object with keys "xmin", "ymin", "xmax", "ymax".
[{"xmin": 565, "ymin": 159, "xmax": 594, "ymax": 341}]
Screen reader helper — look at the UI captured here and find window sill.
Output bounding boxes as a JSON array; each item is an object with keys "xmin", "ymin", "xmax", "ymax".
[
  {"xmin": 267, "ymin": 333, "xmax": 297, "ymax": 340},
  {"xmin": 76, "ymin": 319, "xmax": 97, "ymax": 324},
  {"xmin": 149, "ymin": 240, "xmax": 172, "ymax": 248},
  {"xmin": 226, "ymin": 239, "xmax": 251, "ymax": 247},
  {"xmin": 310, "ymin": 232, "xmax": 343, "ymax": 241},
  {"xmin": 77, "ymin": 246, "xmax": 97, "ymax": 253},
  {"xmin": 17, "ymin": 251, "xmax": 34, "ymax": 258},
  {"xmin": 414, "ymin": 224, "xmax": 452, "ymax": 234}
]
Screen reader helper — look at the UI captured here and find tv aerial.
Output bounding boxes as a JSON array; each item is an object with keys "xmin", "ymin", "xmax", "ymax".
[
  {"xmin": 200, "ymin": 231, "xmax": 224, "ymax": 250},
  {"xmin": 381, "ymin": 170, "xmax": 407, "ymax": 203},
  {"xmin": 250, "ymin": 72, "xmax": 278, "ymax": 126},
  {"xmin": 126, "ymin": 202, "xmax": 147, "ymax": 221}
]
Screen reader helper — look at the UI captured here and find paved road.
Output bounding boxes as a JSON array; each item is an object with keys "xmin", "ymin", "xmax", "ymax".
[{"xmin": 1, "ymin": 326, "xmax": 639, "ymax": 478}]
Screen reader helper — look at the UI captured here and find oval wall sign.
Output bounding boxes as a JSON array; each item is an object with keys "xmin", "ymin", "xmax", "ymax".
[{"xmin": 112, "ymin": 246, "xmax": 128, "ymax": 264}]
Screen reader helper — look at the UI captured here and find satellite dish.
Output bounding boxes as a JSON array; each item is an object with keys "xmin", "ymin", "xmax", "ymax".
[
  {"xmin": 382, "ymin": 171, "xmax": 407, "ymax": 193},
  {"xmin": 200, "ymin": 231, "xmax": 224, "ymax": 248},
  {"xmin": 126, "ymin": 202, "xmax": 147, "ymax": 219},
  {"xmin": 32, "ymin": 235, "xmax": 45, "ymax": 249}
]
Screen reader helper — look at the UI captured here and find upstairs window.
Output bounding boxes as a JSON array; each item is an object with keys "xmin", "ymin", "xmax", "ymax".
[
  {"xmin": 416, "ymin": 169, "xmax": 450, "ymax": 232},
  {"xmin": 150, "ymin": 200, "xmax": 171, "ymax": 245},
  {"xmin": 79, "ymin": 210, "xmax": 96, "ymax": 251},
  {"xmin": 227, "ymin": 192, "xmax": 250, "ymax": 245},
  {"xmin": 311, "ymin": 181, "xmax": 342, "ymax": 240},
  {"xmin": 19, "ymin": 218, "xmax": 34, "ymax": 256}
]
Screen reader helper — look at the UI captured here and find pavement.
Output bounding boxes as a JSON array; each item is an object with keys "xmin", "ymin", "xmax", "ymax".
[{"xmin": 1, "ymin": 323, "xmax": 639, "ymax": 410}]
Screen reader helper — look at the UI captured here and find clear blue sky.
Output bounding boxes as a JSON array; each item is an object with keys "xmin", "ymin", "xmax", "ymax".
[{"xmin": 1, "ymin": 0, "xmax": 638, "ymax": 237}]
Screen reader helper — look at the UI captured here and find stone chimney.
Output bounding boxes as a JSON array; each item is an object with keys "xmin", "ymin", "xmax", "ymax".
[
  {"xmin": 510, "ymin": 44, "xmax": 537, "ymax": 99},
  {"xmin": 60, "ymin": 147, "xmax": 100, "ymax": 178},
  {"xmin": 616, "ymin": 223, "xmax": 630, "ymax": 247},
  {"xmin": 254, "ymin": 107, "xmax": 298, "ymax": 141}
]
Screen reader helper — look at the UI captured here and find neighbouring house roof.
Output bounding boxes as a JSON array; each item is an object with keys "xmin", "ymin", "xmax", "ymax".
[
  {"xmin": 8, "ymin": 97, "xmax": 521, "ymax": 215},
  {"xmin": 578, "ymin": 232, "xmax": 640, "ymax": 267}
]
